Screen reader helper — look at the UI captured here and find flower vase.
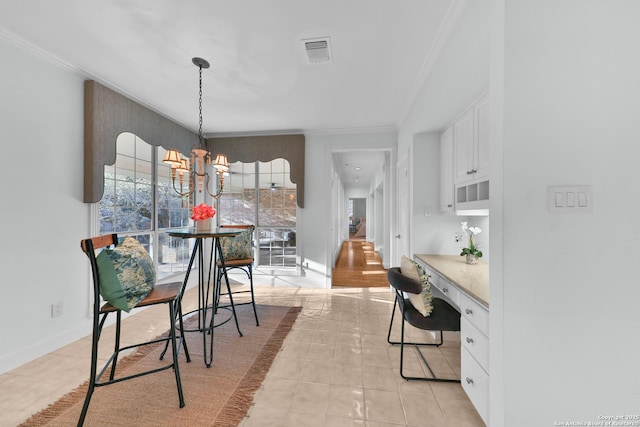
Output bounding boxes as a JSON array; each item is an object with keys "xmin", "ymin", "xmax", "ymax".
[
  {"xmin": 466, "ymin": 254, "xmax": 478, "ymax": 265},
  {"xmin": 195, "ymin": 219, "xmax": 211, "ymax": 232}
]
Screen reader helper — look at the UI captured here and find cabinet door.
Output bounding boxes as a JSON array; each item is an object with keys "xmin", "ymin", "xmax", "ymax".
[
  {"xmin": 440, "ymin": 127, "xmax": 454, "ymax": 213},
  {"xmin": 461, "ymin": 347, "xmax": 490, "ymax": 425},
  {"xmin": 474, "ymin": 93, "xmax": 490, "ymax": 180},
  {"xmin": 453, "ymin": 108, "xmax": 474, "ymax": 185}
]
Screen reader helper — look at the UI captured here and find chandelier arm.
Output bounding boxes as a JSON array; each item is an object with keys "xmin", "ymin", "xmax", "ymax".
[
  {"xmin": 171, "ymin": 174, "xmax": 195, "ymax": 198},
  {"xmin": 204, "ymin": 173, "xmax": 223, "ymax": 199}
]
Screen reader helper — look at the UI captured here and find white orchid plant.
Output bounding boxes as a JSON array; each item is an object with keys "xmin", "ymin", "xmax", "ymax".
[{"xmin": 456, "ymin": 221, "xmax": 483, "ymax": 258}]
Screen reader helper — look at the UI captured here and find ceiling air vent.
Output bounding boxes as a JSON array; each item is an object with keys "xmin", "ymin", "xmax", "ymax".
[{"xmin": 302, "ymin": 37, "xmax": 332, "ymax": 64}]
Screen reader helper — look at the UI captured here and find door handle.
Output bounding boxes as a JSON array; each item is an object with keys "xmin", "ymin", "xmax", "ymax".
[{"xmin": 395, "ymin": 235, "xmax": 401, "ymax": 239}]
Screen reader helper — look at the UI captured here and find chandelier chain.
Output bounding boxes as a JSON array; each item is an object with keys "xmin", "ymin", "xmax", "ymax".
[
  {"xmin": 163, "ymin": 57, "xmax": 226, "ymax": 199},
  {"xmin": 198, "ymin": 65, "xmax": 203, "ymax": 146}
]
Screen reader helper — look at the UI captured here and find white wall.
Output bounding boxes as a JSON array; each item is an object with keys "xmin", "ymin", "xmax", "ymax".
[
  {"xmin": 410, "ymin": 132, "xmax": 464, "ymax": 258},
  {"xmin": 494, "ymin": 1, "xmax": 640, "ymax": 424},
  {"xmin": 0, "ymin": 39, "xmax": 91, "ymax": 373}
]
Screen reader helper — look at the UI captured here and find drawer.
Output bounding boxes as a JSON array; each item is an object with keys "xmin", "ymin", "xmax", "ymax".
[
  {"xmin": 459, "ymin": 291, "xmax": 489, "ymax": 337},
  {"xmin": 461, "ymin": 347, "xmax": 490, "ymax": 426},
  {"xmin": 461, "ymin": 317, "xmax": 489, "ymax": 371},
  {"xmin": 437, "ymin": 277, "xmax": 460, "ymax": 308},
  {"xmin": 426, "ymin": 271, "xmax": 460, "ymax": 309}
]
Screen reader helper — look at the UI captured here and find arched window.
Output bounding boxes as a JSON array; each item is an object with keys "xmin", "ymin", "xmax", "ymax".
[{"xmin": 98, "ymin": 133, "xmax": 193, "ymax": 279}]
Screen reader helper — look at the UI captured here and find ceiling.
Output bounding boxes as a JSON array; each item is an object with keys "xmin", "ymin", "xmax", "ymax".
[
  {"xmin": 335, "ymin": 151, "xmax": 386, "ymax": 191},
  {"xmin": 0, "ymin": 0, "xmax": 454, "ymax": 188}
]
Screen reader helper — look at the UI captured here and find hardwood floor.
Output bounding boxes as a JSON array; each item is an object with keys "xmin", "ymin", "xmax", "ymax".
[{"xmin": 331, "ymin": 236, "xmax": 389, "ymax": 287}]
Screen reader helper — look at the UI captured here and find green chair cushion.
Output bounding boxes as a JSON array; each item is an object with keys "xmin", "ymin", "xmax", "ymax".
[{"xmin": 96, "ymin": 236, "xmax": 155, "ymax": 312}]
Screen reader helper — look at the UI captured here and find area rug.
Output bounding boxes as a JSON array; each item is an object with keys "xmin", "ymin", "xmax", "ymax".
[{"xmin": 20, "ymin": 304, "xmax": 301, "ymax": 427}]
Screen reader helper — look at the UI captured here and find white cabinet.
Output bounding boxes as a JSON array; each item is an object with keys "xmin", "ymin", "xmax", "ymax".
[
  {"xmin": 415, "ymin": 255, "xmax": 490, "ymax": 426},
  {"xmin": 451, "ymin": 91, "xmax": 490, "ymax": 212},
  {"xmin": 440, "ymin": 127, "xmax": 454, "ymax": 213},
  {"xmin": 474, "ymin": 92, "xmax": 490, "ymax": 182},
  {"xmin": 453, "ymin": 108, "xmax": 475, "ymax": 184},
  {"xmin": 460, "ymin": 293, "xmax": 490, "ymax": 425},
  {"xmin": 425, "ymin": 266, "xmax": 461, "ymax": 309},
  {"xmin": 462, "ymin": 347, "xmax": 490, "ymax": 424},
  {"xmin": 454, "ymin": 92, "xmax": 490, "ymax": 186}
]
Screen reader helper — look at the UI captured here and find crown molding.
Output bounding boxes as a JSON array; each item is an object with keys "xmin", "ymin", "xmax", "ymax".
[{"xmin": 397, "ymin": 0, "xmax": 467, "ymax": 126}]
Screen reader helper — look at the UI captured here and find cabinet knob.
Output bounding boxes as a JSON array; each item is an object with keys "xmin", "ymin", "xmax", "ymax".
[
  {"xmin": 466, "ymin": 377, "xmax": 474, "ymax": 384},
  {"xmin": 465, "ymin": 308, "xmax": 473, "ymax": 315},
  {"xmin": 442, "ymin": 287, "xmax": 448, "ymax": 293},
  {"xmin": 447, "ymin": 204, "xmax": 453, "ymax": 208},
  {"xmin": 466, "ymin": 337, "xmax": 474, "ymax": 344}
]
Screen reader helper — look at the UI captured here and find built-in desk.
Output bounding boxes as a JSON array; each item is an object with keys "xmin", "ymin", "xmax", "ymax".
[{"xmin": 414, "ymin": 254, "xmax": 490, "ymax": 426}]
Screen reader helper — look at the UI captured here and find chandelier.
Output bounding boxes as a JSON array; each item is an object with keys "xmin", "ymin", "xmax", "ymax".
[{"xmin": 163, "ymin": 57, "xmax": 229, "ymax": 198}]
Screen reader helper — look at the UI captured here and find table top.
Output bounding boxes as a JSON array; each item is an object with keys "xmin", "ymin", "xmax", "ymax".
[
  {"xmin": 168, "ymin": 227, "xmax": 244, "ymax": 238},
  {"xmin": 414, "ymin": 254, "xmax": 489, "ymax": 308}
]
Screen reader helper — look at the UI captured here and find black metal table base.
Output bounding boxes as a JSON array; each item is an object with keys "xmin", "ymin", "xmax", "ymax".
[{"xmin": 167, "ymin": 234, "xmax": 243, "ymax": 368}]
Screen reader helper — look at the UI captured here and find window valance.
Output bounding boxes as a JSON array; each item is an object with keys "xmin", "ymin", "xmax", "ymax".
[
  {"xmin": 84, "ymin": 80, "xmax": 305, "ymax": 208},
  {"xmin": 208, "ymin": 135, "xmax": 305, "ymax": 208}
]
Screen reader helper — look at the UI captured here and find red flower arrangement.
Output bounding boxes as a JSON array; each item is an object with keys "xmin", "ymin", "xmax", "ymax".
[{"xmin": 191, "ymin": 203, "xmax": 216, "ymax": 221}]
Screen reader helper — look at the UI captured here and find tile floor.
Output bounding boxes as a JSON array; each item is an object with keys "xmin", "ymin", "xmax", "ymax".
[{"xmin": 0, "ymin": 277, "xmax": 484, "ymax": 427}]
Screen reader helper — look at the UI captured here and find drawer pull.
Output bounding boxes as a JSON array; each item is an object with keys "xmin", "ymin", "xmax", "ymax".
[
  {"xmin": 466, "ymin": 337, "xmax": 474, "ymax": 344},
  {"xmin": 465, "ymin": 308, "xmax": 473, "ymax": 315},
  {"xmin": 466, "ymin": 377, "xmax": 474, "ymax": 384},
  {"xmin": 443, "ymin": 287, "xmax": 448, "ymax": 293}
]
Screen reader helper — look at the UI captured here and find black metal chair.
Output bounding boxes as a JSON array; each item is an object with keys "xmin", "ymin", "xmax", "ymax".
[
  {"xmin": 386, "ymin": 267, "xmax": 461, "ymax": 382},
  {"xmin": 78, "ymin": 234, "xmax": 189, "ymax": 426},
  {"xmin": 215, "ymin": 225, "xmax": 259, "ymax": 327}
]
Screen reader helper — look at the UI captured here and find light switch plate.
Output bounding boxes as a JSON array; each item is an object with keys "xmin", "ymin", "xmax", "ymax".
[{"xmin": 548, "ymin": 185, "xmax": 592, "ymax": 213}]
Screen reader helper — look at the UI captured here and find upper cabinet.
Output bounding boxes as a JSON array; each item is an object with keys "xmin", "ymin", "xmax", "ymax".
[
  {"xmin": 453, "ymin": 108, "xmax": 475, "ymax": 184},
  {"xmin": 474, "ymin": 92, "xmax": 490, "ymax": 182},
  {"xmin": 454, "ymin": 91, "xmax": 490, "ymax": 186},
  {"xmin": 440, "ymin": 127, "xmax": 455, "ymax": 213},
  {"xmin": 441, "ymin": 91, "xmax": 490, "ymax": 213}
]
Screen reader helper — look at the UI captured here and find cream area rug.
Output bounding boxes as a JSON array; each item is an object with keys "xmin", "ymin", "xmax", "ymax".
[{"xmin": 20, "ymin": 304, "xmax": 301, "ymax": 427}]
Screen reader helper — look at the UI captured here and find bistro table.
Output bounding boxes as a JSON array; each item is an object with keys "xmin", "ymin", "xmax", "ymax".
[{"xmin": 168, "ymin": 227, "xmax": 244, "ymax": 367}]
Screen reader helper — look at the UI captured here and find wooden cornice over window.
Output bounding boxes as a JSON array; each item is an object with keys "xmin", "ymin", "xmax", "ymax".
[
  {"xmin": 84, "ymin": 80, "xmax": 305, "ymax": 208},
  {"xmin": 208, "ymin": 135, "xmax": 305, "ymax": 208}
]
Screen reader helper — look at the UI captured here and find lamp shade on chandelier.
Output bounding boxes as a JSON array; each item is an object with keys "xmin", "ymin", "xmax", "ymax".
[{"xmin": 163, "ymin": 57, "xmax": 229, "ymax": 198}]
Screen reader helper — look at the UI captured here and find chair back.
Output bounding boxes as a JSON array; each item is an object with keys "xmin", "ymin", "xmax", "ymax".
[
  {"xmin": 81, "ymin": 234, "xmax": 119, "ymax": 307},
  {"xmin": 387, "ymin": 267, "xmax": 422, "ymax": 295}
]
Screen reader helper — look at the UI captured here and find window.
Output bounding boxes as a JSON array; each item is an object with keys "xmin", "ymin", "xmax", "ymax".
[
  {"xmin": 219, "ymin": 159, "xmax": 297, "ymax": 269},
  {"xmin": 98, "ymin": 133, "xmax": 193, "ymax": 279}
]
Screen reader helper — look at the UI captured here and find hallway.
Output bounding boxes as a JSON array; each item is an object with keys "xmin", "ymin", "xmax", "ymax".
[{"xmin": 331, "ymin": 238, "xmax": 389, "ymax": 287}]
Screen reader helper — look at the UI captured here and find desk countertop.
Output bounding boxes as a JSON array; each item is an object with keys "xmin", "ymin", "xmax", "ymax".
[{"xmin": 414, "ymin": 254, "xmax": 489, "ymax": 308}]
